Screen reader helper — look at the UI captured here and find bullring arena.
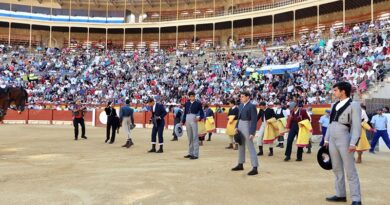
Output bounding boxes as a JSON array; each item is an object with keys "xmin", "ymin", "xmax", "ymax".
[{"xmin": 1, "ymin": 109, "xmax": 390, "ymax": 205}]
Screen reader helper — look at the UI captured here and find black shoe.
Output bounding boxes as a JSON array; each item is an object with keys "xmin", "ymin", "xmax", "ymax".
[
  {"xmin": 268, "ymin": 148, "xmax": 273, "ymax": 156},
  {"xmin": 247, "ymin": 168, "xmax": 258, "ymax": 176},
  {"xmin": 307, "ymin": 149, "xmax": 311, "ymax": 154},
  {"xmin": 257, "ymin": 146, "xmax": 263, "ymax": 156},
  {"xmin": 326, "ymin": 195, "xmax": 347, "ymax": 202},
  {"xmin": 296, "ymin": 158, "xmax": 302, "ymax": 161},
  {"xmin": 284, "ymin": 157, "xmax": 290, "ymax": 161},
  {"xmin": 105, "ymin": 139, "xmax": 109, "ymax": 143},
  {"xmin": 156, "ymin": 145, "xmax": 163, "ymax": 153},
  {"xmin": 109, "ymin": 141, "xmax": 114, "ymax": 144},
  {"xmin": 351, "ymin": 201, "xmax": 362, "ymax": 205},
  {"xmin": 121, "ymin": 141, "xmax": 129, "ymax": 147},
  {"xmin": 279, "ymin": 144, "xmax": 284, "ymax": 148},
  {"xmin": 231, "ymin": 164, "xmax": 244, "ymax": 171},
  {"xmin": 184, "ymin": 155, "xmax": 192, "ymax": 158},
  {"xmin": 189, "ymin": 156, "xmax": 198, "ymax": 160},
  {"xmin": 127, "ymin": 140, "xmax": 134, "ymax": 148},
  {"xmin": 226, "ymin": 143, "xmax": 233, "ymax": 149},
  {"xmin": 276, "ymin": 144, "xmax": 281, "ymax": 148},
  {"xmin": 81, "ymin": 136, "xmax": 87, "ymax": 139},
  {"xmin": 74, "ymin": 138, "xmax": 78, "ymax": 141},
  {"xmin": 171, "ymin": 138, "xmax": 178, "ymax": 141},
  {"xmin": 148, "ymin": 144, "xmax": 156, "ymax": 153}
]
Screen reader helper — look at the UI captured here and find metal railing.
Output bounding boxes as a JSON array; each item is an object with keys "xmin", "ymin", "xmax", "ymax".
[{"xmin": 143, "ymin": 0, "xmax": 308, "ymax": 22}]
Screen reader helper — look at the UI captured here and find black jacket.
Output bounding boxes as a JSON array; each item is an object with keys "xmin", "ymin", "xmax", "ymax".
[
  {"xmin": 105, "ymin": 107, "xmax": 119, "ymax": 125},
  {"xmin": 257, "ymin": 108, "xmax": 276, "ymax": 122},
  {"xmin": 228, "ymin": 106, "xmax": 239, "ymax": 120}
]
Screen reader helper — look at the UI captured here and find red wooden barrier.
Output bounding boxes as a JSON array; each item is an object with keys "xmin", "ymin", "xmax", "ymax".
[
  {"xmin": 28, "ymin": 110, "xmax": 52, "ymax": 121},
  {"xmin": 3, "ymin": 110, "xmax": 28, "ymax": 122},
  {"xmin": 53, "ymin": 110, "xmax": 73, "ymax": 121},
  {"xmin": 216, "ymin": 113, "xmax": 228, "ymax": 129},
  {"xmin": 4, "ymin": 109, "xmax": 328, "ymax": 135},
  {"xmin": 135, "ymin": 112, "xmax": 146, "ymax": 127}
]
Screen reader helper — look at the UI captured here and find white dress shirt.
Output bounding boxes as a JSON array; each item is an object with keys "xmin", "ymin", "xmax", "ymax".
[{"xmin": 336, "ymin": 98, "xmax": 350, "ymax": 111}]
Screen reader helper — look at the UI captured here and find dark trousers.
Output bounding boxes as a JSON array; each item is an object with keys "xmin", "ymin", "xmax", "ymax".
[
  {"xmin": 277, "ymin": 135, "xmax": 284, "ymax": 144},
  {"xmin": 152, "ymin": 121, "xmax": 165, "ymax": 145},
  {"xmin": 320, "ymin": 126, "xmax": 327, "ymax": 146},
  {"xmin": 73, "ymin": 118, "xmax": 85, "ymax": 139},
  {"xmin": 106, "ymin": 118, "xmax": 118, "ymax": 142},
  {"xmin": 370, "ymin": 130, "xmax": 390, "ymax": 152},
  {"xmin": 285, "ymin": 122, "xmax": 303, "ymax": 159}
]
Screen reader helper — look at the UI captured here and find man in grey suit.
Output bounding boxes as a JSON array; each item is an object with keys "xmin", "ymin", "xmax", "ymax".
[
  {"xmin": 181, "ymin": 91, "xmax": 204, "ymax": 160},
  {"xmin": 231, "ymin": 91, "xmax": 259, "ymax": 176},
  {"xmin": 324, "ymin": 82, "xmax": 362, "ymax": 205}
]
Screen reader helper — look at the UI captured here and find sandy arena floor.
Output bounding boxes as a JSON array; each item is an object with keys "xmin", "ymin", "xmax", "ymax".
[{"xmin": 0, "ymin": 125, "xmax": 389, "ymax": 205}]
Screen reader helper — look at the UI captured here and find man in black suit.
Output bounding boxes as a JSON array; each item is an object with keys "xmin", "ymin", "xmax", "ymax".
[
  {"xmin": 257, "ymin": 102, "xmax": 276, "ymax": 156},
  {"xmin": 148, "ymin": 98, "xmax": 167, "ymax": 153},
  {"xmin": 105, "ymin": 101, "xmax": 119, "ymax": 144}
]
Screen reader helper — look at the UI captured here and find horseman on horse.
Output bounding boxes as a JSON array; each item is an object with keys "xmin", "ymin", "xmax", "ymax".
[{"xmin": 0, "ymin": 86, "xmax": 28, "ymax": 122}]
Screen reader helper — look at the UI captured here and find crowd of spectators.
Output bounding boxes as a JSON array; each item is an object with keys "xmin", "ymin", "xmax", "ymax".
[{"xmin": 0, "ymin": 19, "xmax": 389, "ymax": 110}]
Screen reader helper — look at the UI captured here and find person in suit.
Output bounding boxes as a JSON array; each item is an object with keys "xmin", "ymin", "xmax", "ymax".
[
  {"xmin": 284, "ymin": 101, "xmax": 310, "ymax": 161},
  {"xmin": 318, "ymin": 110, "xmax": 331, "ymax": 146},
  {"xmin": 72, "ymin": 100, "xmax": 87, "ymax": 141},
  {"xmin": 120, "ymin": 99, "xmax": 135, "ymax": 149},
  {"xmin": 257, "ymin": 101, "xmax": 276, "ymax": 156},
  {"xmin": 369, "ymin": 108, "xmax": 390, "ymax": 153},
  {"xmin": 226, "ymin": 99, "xmax": 239, "ymax": 150},
  {"xmin": 171, "ymin": 104, "xmax": 183, "ymax": 141},
  {"xmin": 231, "ymin": 91, "xmax": 259, "ymax": 176},
  {"xmin": 105, "ymin": 101, "xmax": 119, "ymax": 144},
  {"xmin": 205, "ymin": 104, "xmax": 215, "ymax": 141},
  {"xmin": 274, "ymin": 102, "xmax": 287, "ymax": 148},
  {"xmin": 181, "ymin": 91, "xmax": 205, "ymax": 160},
  {"xmin": 324, "ymin": 82, "xmax": 362, "ymax": 205},
  {"xmin": 147, "ymin": 98, "xmax": 167, "ymax": 153}
]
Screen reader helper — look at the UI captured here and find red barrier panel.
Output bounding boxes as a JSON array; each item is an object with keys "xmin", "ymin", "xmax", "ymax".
[
  {"xmin": 3, "ymin": 109, "xmax": 326, "ymax": 135},
  {"xmin": 95, "ymin": 109, "xmax": 105, "ymax": 127},
  {"xmin": 134, "ymin": 112, "xmax": 147, "ymax": 126},
  {"xmin": 311, "ymin": 115, "xmax": 321, "ymax": 135},
  {"xmin": 3, "ymin": 110, "xmax": 28, "ymax": 121},
  {"xmin": 28, "ymin": 110, "xmax": 52, "ymax": 121},
  {"xmin": 84, "ymin": 112, "xmax": 92, "ymax": 122},
  {"xmin": 166, "ymin": 113, "xmax": 175, "ymax": 126},
  {"xmin": 216, "ymin": 113, "xmax": 228, "ymax": 128},
  {"xmin": 164, "ymin": 114, "xmax": 168, "ymax": 128},
  {"xmin": 53, "ymin": 110, "xmax": 73, "ymax": 121}
]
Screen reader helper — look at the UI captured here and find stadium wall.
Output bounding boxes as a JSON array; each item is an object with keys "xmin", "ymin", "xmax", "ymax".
[{"xmin": 1, "ymin": 1, "xmax": 389, "ymax": 48}]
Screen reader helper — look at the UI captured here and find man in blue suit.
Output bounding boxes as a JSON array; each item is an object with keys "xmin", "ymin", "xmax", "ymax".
[{"xmin": 147, "ymin": 98, "xmax": 167, "ymax": 153}]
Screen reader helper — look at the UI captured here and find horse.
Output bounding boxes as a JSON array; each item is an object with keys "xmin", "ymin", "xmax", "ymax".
[{"xmin": 0, "ymin": 87, "xmax": 28, "ymax": 123}]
